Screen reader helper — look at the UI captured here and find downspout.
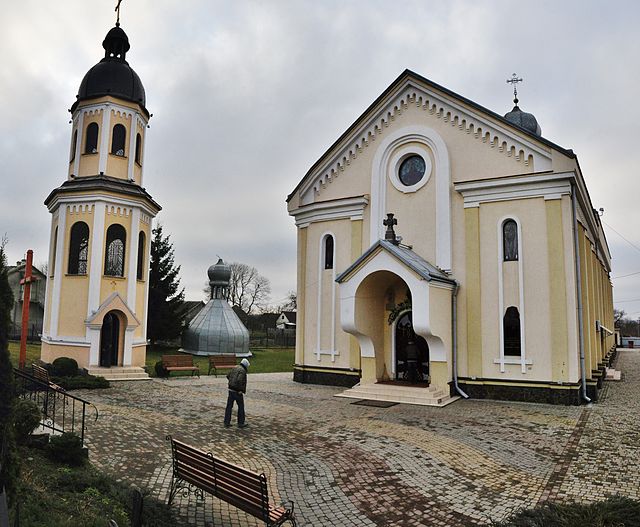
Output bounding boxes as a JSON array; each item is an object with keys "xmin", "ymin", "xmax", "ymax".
[
  {"xmin": 571, "ymin": 182, "xmax": 591, "ymax": 403},
  {"xmin": 451, "ymin": 280, "xmax": 469, "ymax": 399}
]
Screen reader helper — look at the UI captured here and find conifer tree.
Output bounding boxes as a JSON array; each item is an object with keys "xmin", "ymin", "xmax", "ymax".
[
  {"xmin": 147, "ymin": 225, "xmax": 185, "ymax": 345},
  {"xmin": 0, "ymin": 237, "xmax": 18, "ymax": 503}
]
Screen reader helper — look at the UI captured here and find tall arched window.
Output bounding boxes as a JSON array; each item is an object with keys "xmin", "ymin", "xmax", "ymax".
[
  {"xmin": 135, "ymin": 133, "xmax": 142, "ymax": 165},
  {"xmin": 85, "ymin": 122, "xmax": 99, "ymax": 154},
  {"xmin": 68, "ymin": 222, "xmax": 89, "ymax": 275},
  {"xmin": 136, "ymin": 231, "xmax": 145, "ymax": 280},
  {"xmin": 70, "ymin": 130, "xmax": 78, "ymax": 162},
  {"xmin": 503, "ymin": 306, "xmax": 521, "ymax": 356},
  {"xmin": 503, "ymin": 219, "xmax": 518, "ymax": 261},
  {"xmin": 105, "ymin": 224, "xmax": 126, "ymax": 277},
  {"xmin": 51, "ymin": 227, "xmax": 58, "ymax": 276},
  {"xmin": 111, "ymin": 124, "xmax": 126, "ymax": 156},
  {"xmin": 324, "ymin": 235, "xmax": 334, "ymax": 270}
]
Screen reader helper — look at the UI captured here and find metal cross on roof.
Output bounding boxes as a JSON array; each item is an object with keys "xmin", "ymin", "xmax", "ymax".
[
  {"xmin": 115, "ymin": 0, "xmax": 123, "ymax": 26},
  {"xmin": 506, "ymin": 73, "xmax": 523, "ymax": 104}
]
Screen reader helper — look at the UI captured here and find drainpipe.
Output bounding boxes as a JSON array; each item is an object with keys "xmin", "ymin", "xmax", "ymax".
[
  {"xmin": 571, "ymin": 182, "xmax": 591, "ymax": 403},
  {"xmin": 451, "ymin": 280, "xmax": 468, "ymax": 399}
]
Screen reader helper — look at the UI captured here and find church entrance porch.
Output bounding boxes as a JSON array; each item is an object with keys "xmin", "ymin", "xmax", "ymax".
[{"xmin": 99, "ymin": 311, "xmax": 122, "ymax": 367}]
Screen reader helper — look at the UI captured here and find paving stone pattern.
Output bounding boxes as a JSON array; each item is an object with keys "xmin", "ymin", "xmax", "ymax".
[{"xmin": 79, "ymin": 350, "xmax": 640, "ymax": 526}]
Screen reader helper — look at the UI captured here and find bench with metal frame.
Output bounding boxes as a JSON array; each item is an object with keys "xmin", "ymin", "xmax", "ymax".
[
  {"xmin": 161, "ymin": 355, "xmax": 200, "ymax": 377},
  {"xmin": 32, "ymin": 363, "xmax": 64, "ymax": 391},
  {"xmin": 166, "ymin": 436, "xmax": 296, "ymax": 526},
  {"xmin": 207, "ymin": 354, "xmax": 237, "ymax": 377}
]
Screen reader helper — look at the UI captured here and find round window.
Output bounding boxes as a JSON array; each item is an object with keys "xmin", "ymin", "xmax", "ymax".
[{"xmin": 398, "ymin": 155, "xmax": 426, "ymax": 186}]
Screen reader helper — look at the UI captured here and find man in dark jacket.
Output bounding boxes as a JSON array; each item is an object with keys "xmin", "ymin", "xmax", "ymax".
[{"xmin": 224, "ymin": 358, "xmax": 250, "ymax": 428}]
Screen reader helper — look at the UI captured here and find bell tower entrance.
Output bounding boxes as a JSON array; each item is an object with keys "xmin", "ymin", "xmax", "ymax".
[{"xmin": 100, "ymin": 311, "xmax": 120, "ymax": 367}]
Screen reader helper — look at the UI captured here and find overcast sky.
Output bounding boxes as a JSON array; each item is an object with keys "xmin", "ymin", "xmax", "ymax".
[{"xmin": 2, "ymin": 0, "xmax": 640, "ymax": 316}]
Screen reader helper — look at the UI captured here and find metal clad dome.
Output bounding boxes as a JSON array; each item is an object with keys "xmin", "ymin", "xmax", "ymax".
[
  {"xmin": 504, "ymin": 104, "xmax": 542, "ymax": 136},
  {"xmin": 75, "ymin": 25, "xmax": 147, "ymax": 112},
  {"xmin": 208, "ymin": 258, "xmax": 232, "ymax": 286}
]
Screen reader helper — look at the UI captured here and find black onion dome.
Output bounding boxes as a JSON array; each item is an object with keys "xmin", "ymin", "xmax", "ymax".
[
  {"xmin": 73, "ymin": 25, "xmax": 147, "ymax": 115},
  {"xmin": 504, "ymin": 104, "xmax": 541, "ymax": 136}
]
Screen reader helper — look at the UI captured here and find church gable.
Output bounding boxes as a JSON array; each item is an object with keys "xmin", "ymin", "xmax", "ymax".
[{"xmin": 289, "ymin": 70, "xmax": 566, "ymax": 208}]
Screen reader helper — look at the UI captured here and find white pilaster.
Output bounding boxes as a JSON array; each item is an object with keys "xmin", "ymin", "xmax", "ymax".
[
  {"xmin": 49, "ymin": 209, "xmax": 67, "ymax": 338},
  {"xmin": 127, "ymin": 208, "xmax": 141, "ymax": 306},
  {"xmin": 87, "ymin": 201, "xmax": 106, "ymax": 316},
  {"xmin": 88, "ymin": 327, "xmax": 101, "ymax": 366},
  {"xmin": 72, "ymin": 112, "xmax": 84, "ymax": 176},
  {"xmin": 140, "ymin": 220, "xmax": 152, "ymax": 342},
  {"xmin": 127, "ymin": 115, "xmax": 136, "ymax": 181},
  {"xmin": 98, "ymin": 106, "xmax": 111, "ymax": 174},
  {"xmin": 123, "ymin": 327, "xmax": 135, "ymax": 366}
]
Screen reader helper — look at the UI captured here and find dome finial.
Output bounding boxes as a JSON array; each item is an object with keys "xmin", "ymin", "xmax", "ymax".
[
  {"xmin": 506, "ymin": 73, "xmax": 523, "ymax": 106},
  {"xmin": 115, "ymin": 0, "xmax": 123, "ymax": 27}
]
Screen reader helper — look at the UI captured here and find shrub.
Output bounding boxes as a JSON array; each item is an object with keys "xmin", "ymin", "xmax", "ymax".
[
  {"xmin": 13, "ymin": 399, "xmax": 41, "ymax": 443},
  {"xmin": 51, "ymin": 357, "xmax": 78, "ymax": 377},
  {"xmin": 47, "ymin": 432, "xmax": 86, "ymax": 466},
  {"xmin": 154, "ymin": 360, "xmax": 169, "ymax": 378},
  {"xmin": 55, "ymin": 375, "xmax": 109, "ymax": 390}
]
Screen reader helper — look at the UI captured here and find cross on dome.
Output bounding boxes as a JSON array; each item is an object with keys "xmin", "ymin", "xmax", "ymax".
[{"xmin": 506, "ymin": 73, "xmax": 523, "ymax": 105}]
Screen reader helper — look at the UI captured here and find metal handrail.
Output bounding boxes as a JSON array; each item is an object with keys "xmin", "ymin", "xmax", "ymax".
[{"xmin": 13, "ymin": 368, "xmax": 97, "ymax": 446}]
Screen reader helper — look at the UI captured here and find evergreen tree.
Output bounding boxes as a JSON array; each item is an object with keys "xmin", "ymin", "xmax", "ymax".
[
  {"xmin": 147, "ymin": 225, "xmax": 185, "ymax": 344},
  {"xmin": 0, "ymin": 237, "xmax": 18, "ymax": 504}
]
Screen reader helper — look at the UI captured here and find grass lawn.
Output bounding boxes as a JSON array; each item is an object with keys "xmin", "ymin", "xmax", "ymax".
[
  {"xmin": 8, "ymin": 340, "xmax": 295, "ymax": 377},
  {"xmin": 7, "ymin": 340, "xmax": 41, "ymax": 367},
  {"xmin": 146, "ymin": 345, "xmax": 295, "ymax": 377}
]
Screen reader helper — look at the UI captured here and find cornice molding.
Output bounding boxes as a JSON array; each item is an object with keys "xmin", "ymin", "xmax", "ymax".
[
  {"xmin": 299, "ymin": 80, "xmax": 553, "ymax": 203},
  {"xmin": 290, "ymin": 195, "xmax": 369, "ymax": 227}
]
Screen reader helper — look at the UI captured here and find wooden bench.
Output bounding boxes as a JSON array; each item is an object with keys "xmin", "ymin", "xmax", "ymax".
[
  {"xmin": 208, "ymin": 354, "xmax": 237, "ymax": 376},
  {"xmin": 31, "ymin": 363, "xmax": 64, "ymax": 391},
  {"xmin": 166, "ymin": 436, "xmax": 296, "ymax": 526},
  {"xmin": 162, "ymin": 355, "xmax": 200, "ymax": 377}
]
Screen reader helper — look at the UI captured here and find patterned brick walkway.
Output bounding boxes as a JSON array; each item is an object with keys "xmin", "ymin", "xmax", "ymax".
[{"xmin": 78, "ymin": 350, "xmax": 640, "ymax": 526}]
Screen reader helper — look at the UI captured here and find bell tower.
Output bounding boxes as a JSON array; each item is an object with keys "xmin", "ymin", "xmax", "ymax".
[{"xmin": 41, "ymin": 17, "xmax": 161, "ymax": 375}]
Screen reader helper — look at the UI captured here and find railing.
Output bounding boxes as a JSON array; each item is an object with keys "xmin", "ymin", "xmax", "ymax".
[{"xmin": 13, "ymin": 369, "xmax": 98, "ymax": 446}]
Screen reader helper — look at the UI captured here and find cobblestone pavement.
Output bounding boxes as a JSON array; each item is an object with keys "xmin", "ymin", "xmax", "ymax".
[{"xmin": 78, "ymin": 350, "xmax": 640, "ymax": 526}]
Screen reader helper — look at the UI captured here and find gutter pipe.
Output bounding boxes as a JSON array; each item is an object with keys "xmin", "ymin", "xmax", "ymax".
[
  {"xmin": 451, "ymin": 280, "xmax": 469, "ymax": 399},
  {"xmin": 571, "ymin": 181, "xmax": 591, "ymax": 403}
]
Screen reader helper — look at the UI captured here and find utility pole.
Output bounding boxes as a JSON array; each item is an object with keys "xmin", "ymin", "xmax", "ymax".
[{"xmin": 19, "ymin": 249, "xmax": 34, "ymax": 370}]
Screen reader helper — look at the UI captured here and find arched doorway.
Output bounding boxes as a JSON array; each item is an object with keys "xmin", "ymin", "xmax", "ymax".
[
  {"xmin": 100, "ymin": 311, "xmax": 120, "ymax": 367},
  {"xmin": 394, "ymin": 311, "xmax": 429, "ymax": 384}
]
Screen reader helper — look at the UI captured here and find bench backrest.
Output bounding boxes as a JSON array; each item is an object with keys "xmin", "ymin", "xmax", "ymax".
[
  {"xmin": 169, "ymin": 438, "xmax": 269, "ymax": 520},
  {"xmin": 32, "ymin": 364, "xmax": 50, "ymax": 384},
  {"xmin": 162, "ymin": 355, "xmax": 194, "ymax": 367},
  {"xmin": 209, "ymin": 355, "xmax": 237, "ymax": 367}
]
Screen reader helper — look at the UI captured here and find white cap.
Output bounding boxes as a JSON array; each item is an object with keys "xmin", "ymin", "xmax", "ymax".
[{"xmin": 241, "ymin": 358, "xmax": 250, "ymax": 368}]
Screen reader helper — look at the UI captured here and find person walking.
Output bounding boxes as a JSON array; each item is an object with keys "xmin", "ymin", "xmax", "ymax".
[{"xmin": 224, "ymin": 358, "xmax": 250, "ymax": 428}]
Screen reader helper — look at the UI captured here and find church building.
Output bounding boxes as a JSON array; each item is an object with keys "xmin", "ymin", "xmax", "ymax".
[
  {"xmin": 40, "ymin": 20, "xmax": 160, "ymax": 379},
  {"xmin": 288, "ymin": 70, "xmax": 615, "ymax": 405}
]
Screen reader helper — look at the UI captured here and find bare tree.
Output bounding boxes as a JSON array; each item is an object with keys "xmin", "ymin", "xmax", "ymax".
[{"xmin": 204, "ymin": 262, "xmax": 271, "ymax": 314}]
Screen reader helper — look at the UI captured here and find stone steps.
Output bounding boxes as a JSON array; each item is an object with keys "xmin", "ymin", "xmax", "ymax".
[
  {"xmin": 335, "ymin": 382, "xmax": 459, "ymax": 407},
  {"xmin": 85, "ymin": 366, "xmax": 150, "ymax": 381}
]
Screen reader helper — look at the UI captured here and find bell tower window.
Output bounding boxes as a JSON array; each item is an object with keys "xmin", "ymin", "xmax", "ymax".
[
  {"xmin": 324, "ymin": 235, "xmax": 334, "ymax": 270},
  {"xmin": 111, "ymin": 124, "xmax": 126, "ymax": 157},
  {"xmin": 70, "ymin": 130, "xmax": 78, "ymax": 162},
  {"xmin": 85, "ymin": 122, "xmax": 99, "ymax": 154},
  {"xmin": 68, "ymin": 222, "xmax": 89, "ymax": 275},
  {"xmin": 135, "ymin": 133, "xmax": 142, "ymax": 165},
  {"xmin": 105, "ymin": 224, "xmax": 126, "ymax": 277},
  {"xmin": 503, "ymin": 219, "xmax": 518, "ymax": 261},
  {"xmin": 137, "ymin": 231, "xmax": 145, "ymax": 280}
]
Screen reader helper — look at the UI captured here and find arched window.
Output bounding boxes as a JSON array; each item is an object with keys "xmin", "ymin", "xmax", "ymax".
[
  {"xmin": 105, "ymin": 224, "xmax": 126, "ymax": 277},
  {"xmin": 503, "ymin": 219, "xmax": 518, "ymax": 261},
  {"xmin": 135, "ymin": 133, "xmax": 142, "ymax": 165},
  {"xmin": 51, "ymin": 227, "xmax": 58, "ymax": 276},
  {"xmin": 324, "ymin": 235, "xmax": 334, "ymax": 270},
  {"xmin": 68, "ymin": 222, "xmax": 89, "ymax": 275},
  {"xmin": 111, "ymin": 124, "xmax": 126, "ymax": 156},
  {"xmin": 136, "ymin": 231, "xmax": 145, "ymax": 280},
  {"xmin": 85, "ymin": 122, "xmax": 99, "ymax": 154},
  {"xmin": 503, "ymin": 306, "xmax": 521, "ymax": 356},
  {"xmin": 70, "ymin": 130, "xmax": 78, "ymax": 162}
]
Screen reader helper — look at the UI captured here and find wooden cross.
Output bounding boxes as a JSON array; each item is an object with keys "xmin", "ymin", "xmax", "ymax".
[
  {"xmin": 115, "ymin": 0, "xmax": 123, "ymax": 26},
  {"xmin": 506, "ymin": 73, "xmax": 523, "ymax": 104}
]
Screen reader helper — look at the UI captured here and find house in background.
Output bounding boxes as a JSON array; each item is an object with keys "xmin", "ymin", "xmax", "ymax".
[
  {"xmin": 7, "ymin": 260, "xmax": 47, "ymax": 340},
  {"xmin": 287, "ymin": 69, "xmax": 615, "ymax": 405},
  {"xmin": 276, "ymin": 311, "xmax": 297, "ymax": 329}
]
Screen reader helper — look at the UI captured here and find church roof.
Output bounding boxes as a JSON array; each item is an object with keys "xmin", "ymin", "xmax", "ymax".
[
  {"xmin": 336, "ymin": 239, "xmax": 456, "ymax": 286},
  {"xmin": 287, "ymin": 69, "xmax": 575, "ymax": 203}
]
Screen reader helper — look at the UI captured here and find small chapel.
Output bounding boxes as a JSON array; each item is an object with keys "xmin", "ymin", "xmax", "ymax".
[
  {"xmin": 288, "ymin": 70, "xmax": 615, "ymax": 405},
  {"xmin": 40, "ymin": 17, "xmax": 159, "ymax": 379}
]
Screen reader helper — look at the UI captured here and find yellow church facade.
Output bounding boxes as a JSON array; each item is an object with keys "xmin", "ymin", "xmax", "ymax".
[
  {"xmin": 288, "ymin": 70, "xmax": 614, "ymax": 405},
  {"xmin": 41, "ymin": 24, "xmax": 160, "ymax": 376}
]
